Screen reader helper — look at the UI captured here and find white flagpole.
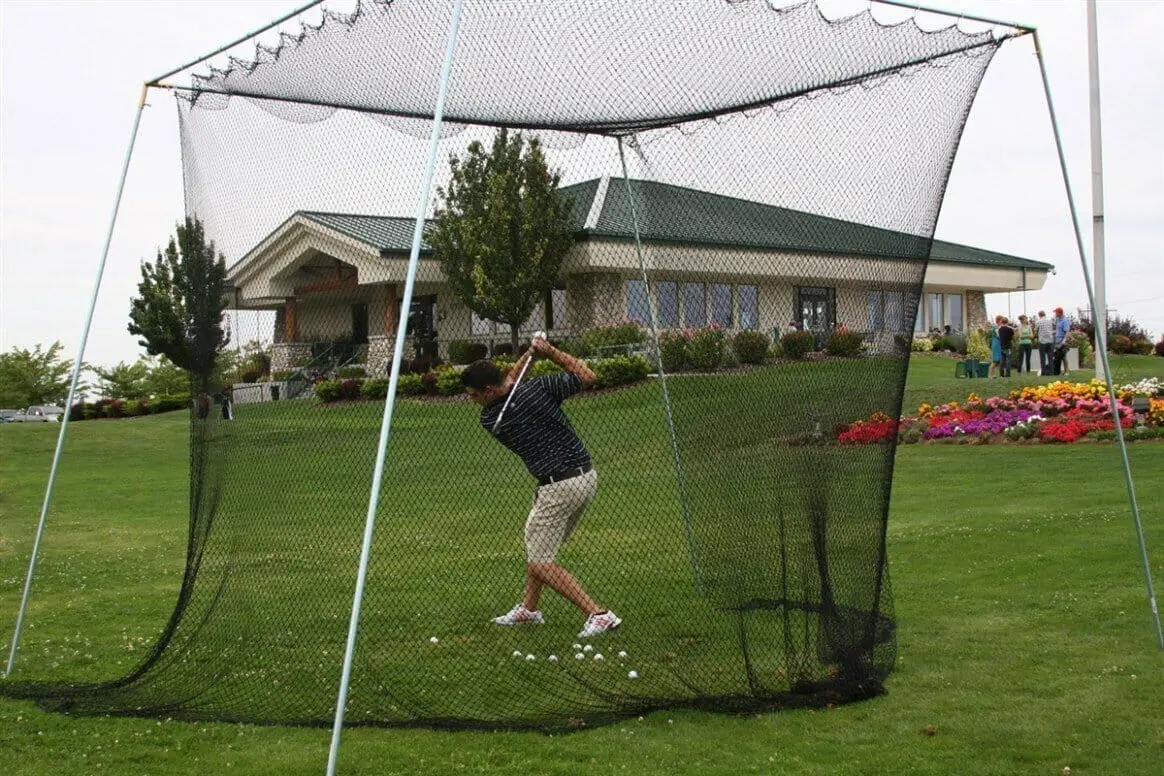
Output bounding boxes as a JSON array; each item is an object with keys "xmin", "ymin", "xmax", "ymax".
[
  {"xmin": 324, "ymin": 2, "xmax": 465, "ymax": 773},
  {"xmin": 1086, "ymin": 0, "xmax": 1107, "ymax": 380}
]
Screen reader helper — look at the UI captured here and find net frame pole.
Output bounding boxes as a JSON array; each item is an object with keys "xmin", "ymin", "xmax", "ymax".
[
  {"xmin": 5, "ymin": 87, "xmax": 150, "ymax": 678},
  {"xmin": 1032, "ymin": 33, "xmax": 1162, "ymax": 648},
  {"xmin": 324, "ymin": 1, "xmax": 465, "ymax": 772},
  {"xmin": 615, "ymin": 137, "xmax": 703, "ymax": 595}
]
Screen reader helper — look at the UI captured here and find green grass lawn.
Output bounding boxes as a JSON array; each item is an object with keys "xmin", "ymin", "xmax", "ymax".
[{"xmin": 1, "ymin": 355, "xmax": 1162, "ymax": 774}]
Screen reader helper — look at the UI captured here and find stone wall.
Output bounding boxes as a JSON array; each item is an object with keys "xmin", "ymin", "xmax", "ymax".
[{"xmin": 270, "ymin": 342, "xmax": 313, "ymax": 374}]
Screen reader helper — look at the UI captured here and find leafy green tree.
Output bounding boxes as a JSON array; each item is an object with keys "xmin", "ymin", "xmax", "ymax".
[
  {"xmin": 128, "ymin": 217, "xmax": 228, "ymax": 391},
  {"xmin": 93, "ymin": 359, "xmax": 151, "ymax": 400},
  {"xmin": 0, "ymin": 341, "xmax": 76, "ymax": 408},
  {"xmin": 145, "ymin": 356, "xmax": 189, "ymax": 396},
  {"xmin": 429, "ymin": 128, "xmax": 575, "ymax": 352}
]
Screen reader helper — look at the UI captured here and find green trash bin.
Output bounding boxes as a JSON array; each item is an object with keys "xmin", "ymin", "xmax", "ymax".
[
  {"xmin": 962, "ymin": 359, "xmax": 978, "ymax": 378},
  {"xmin": 975, "ymin": 362, "xmax": 990, "ymax": 378}
]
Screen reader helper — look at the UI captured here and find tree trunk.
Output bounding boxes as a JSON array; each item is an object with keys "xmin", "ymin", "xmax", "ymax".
[{"xmin": 510, "ymin": 323, "xmax": 520, "ymax": 354}]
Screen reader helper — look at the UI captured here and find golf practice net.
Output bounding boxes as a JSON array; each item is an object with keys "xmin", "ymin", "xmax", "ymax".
[{"xmin": 3, "ymin": 0, "xmax": 1029, "ymax": 730}]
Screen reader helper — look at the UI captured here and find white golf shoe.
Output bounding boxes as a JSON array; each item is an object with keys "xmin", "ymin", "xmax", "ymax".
[
  {"xmin": 491, "ymin": 603, "xmax": 545, "ymax": 626},
  {"xmin": 578, "ymin": 610, "xmax": 622, "ymax": 638}
]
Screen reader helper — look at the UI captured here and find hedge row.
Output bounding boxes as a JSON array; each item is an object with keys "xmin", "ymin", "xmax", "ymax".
[
  {"xmin": 313, "ymin": 355, "xmax": 652, "ymax": 403},
  {"xmin": 70, "ymin": 394, "xmax": 191, "ymax": 421}
]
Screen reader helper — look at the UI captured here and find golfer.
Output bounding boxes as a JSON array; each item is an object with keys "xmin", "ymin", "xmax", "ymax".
[{"xmin": 462, "ymin": 336, "xmax": 621, "ymax": 639}]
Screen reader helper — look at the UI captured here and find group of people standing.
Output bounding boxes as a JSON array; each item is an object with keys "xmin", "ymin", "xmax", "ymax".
[{"xmin": 989, "ymin": 307, "xmax": 1072, "ymax": 379}]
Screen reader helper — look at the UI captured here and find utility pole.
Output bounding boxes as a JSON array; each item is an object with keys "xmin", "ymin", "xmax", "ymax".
[{"xmin": 1087, "ymin": 0, "xmax": 1107, "ymax": 378}]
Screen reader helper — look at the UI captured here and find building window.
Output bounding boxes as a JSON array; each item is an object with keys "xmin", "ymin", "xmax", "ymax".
[
  {"xmin": 738, "ymin": 285, "xmax": 758, "ymax": 330},
  {"xmin": 928, "ymin": 293, "xmax": 943, "ymax": 331},
  {"xmin": 520, "ymin": 301, "xmax": 545, "ymax": 333},
  {"xmin": 867, "ymin": 291, "xmax": 884, "ymax": 332},
  {"xmin": 548, "ymin": 287, "xmax": 568, "ymax": 330},
  {"xmin": 710, "ymin": 284, "xmax": 733, "ymax": 328},
  {"xmin": 946, "ymin": 293, "xmax": 963, "ymax": 332},
  {"xmin": 626, "ymin": 279, "xmax": 650, "ymax": 325},
  {"xmin": 471, "ymin": 309, "xmax": 494, "ymax": 335},
  {"xmin": 683, "ymin": 283, "xmax": 707, "ymax": 328},
  {"xmin": 868, "ymin": 290, "xmax": 906, "ymax": 332},
  {"xmin": 656, "ymin": 281, "xmax": 679, "ymax": 327}
]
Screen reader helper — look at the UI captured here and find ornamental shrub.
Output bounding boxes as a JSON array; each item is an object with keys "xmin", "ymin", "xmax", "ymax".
[
  {"xmin": 658, "ymin": 331, "xmax": 689, "ymax": 372},
  {"xmin": 825, "ymin": 328, "xmax": 864, "ymax": 357},
  {"xmin": 967, "ymin": 328, "xmax": 992, "ymax": 361},
  {"xmin": 531, "ymin": 359, "xmax": 563, "ymax": 377},
  {"xmin": 447, "ymin": 340, "xmax": 475, "ymax": 365},
  {"xmin": 910, "ymin": 336, "xmax": 934, "ymax": 353},
  {"xmin": 733, "ymin": 330, "xmax": 769, "ymax": 365},
  {"xmin": 592, "ymin": 355, "xmax": 651, "ymax": 389},
  {"xmin": 360, "ymin": 379, "xmax": 388, "ymax": 399},
  {"xmin": 271, "ymin": 370, "xmax": 298, "ymax": 381},
  {"xmin": 336, "ymin": 366, "xmax": 366, "ymax": 379},
  {"xmin": 1132, "ymin": 338, "xmax": 1154, "ymax": 356},
  {"xmin": 1156, "ymin": 338, "xmax": 1164, "ymax": 357},
  {"xmin": 314, "ymin": 380, "xmax": 341, "ymax": 402},
  {"xmin": 337, "ymin": 378, "xmax": 363, "ymax": 401},
  {"xmin": 1109, "ymin": 334, "xmax": 1134, "ymax": 354},
  {"xmin": 781, "ymin": 330, "xmax": 814, "ymax": 360},
  {"xmin": 687, "ymin": 326, "xmax": 726, "ymax": 371},
  {"xmin": 150, "ymin": 394, "xmax": 190, "ymax": 413},
  {"xmin": 396, "ymin": 373, "xmax": 425, "ymax": 395},
  {"xmin": 436, "ymin": 367, "xmax": 464, "ymax": 396},
  {"xmin": 581, "ymin": 322, "xmax": 645, "ymax": 357}
]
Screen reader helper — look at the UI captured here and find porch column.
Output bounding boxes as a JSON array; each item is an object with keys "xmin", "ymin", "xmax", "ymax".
[
  {"xmin": 284, "ymin": 297, "xmax": 299, "ymax": 342},
  {"xmin": 383, "ymin": 283, "xmax": 399, "ymax": 335}
]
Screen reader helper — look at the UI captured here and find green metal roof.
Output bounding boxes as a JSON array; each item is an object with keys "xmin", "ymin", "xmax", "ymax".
[{"xmin": 294, "ymin": 179, "xmax": 1053, "ymax": 272}]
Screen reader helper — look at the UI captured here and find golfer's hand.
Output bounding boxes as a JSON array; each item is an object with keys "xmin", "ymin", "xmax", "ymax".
[{"xmin": 531, "ymin": 337, "xmax": 553, "ymax": 357}]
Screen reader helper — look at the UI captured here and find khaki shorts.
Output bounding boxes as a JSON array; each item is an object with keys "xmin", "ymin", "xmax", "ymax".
[{"xmin": 524, "ymin": 469, "xmax": 598, "ymax": 564}]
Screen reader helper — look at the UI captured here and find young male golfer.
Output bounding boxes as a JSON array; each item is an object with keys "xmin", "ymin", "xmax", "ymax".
[{"xmin": 462, "ymin": 336, "xmax": 621, "ymax": 639}]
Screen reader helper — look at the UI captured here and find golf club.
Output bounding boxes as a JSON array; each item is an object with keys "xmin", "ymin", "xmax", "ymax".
[{"xmin": 491, "ymin": 330, "xmax": 546, "ymax": 433}]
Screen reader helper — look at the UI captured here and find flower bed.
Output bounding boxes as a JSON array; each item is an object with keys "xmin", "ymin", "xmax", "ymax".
[{"xmin": 838, "ymin": 379, "xmax": 1161, "ymax": 445}]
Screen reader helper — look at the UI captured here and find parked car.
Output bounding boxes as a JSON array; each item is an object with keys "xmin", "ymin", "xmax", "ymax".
[
  {"xmin": 13, "ymin": 405, "xmax": 64, "ymax": 422},
  {"xmin": 0, "ymin": 409, "xmax": 17, "ymax": 423}
]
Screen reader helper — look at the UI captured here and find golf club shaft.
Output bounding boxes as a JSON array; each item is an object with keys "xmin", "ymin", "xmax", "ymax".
[{"xmin": 492, "ymin": 346, "xmax": 536, "ymax": 433}]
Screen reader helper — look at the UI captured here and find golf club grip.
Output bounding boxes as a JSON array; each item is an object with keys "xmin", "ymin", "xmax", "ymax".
[{"xmin": 491, "ymin": 347, "xmax": 535, "ymax": 433}]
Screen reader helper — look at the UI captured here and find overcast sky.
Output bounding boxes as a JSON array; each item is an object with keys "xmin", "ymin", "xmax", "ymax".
[{"xmin": 1, "ymin": 0, "xmax": 1161, "ymax": 370}]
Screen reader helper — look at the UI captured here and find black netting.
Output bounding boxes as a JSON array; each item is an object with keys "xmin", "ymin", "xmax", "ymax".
[{"xmin": 2, "ymin": 0, "xmax": 1025, "ymax": 730}]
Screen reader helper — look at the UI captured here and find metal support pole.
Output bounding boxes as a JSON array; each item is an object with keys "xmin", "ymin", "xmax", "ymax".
[
  {"xmin": 1086, "ymin": 0, "xmax": 1107, "ymax": 380},
  {"xmin": 325, "ymin": 2, "xmax": 465, "ymax": 773},
  {"xmin": 5, "ymin": 87, "xmax": 151, "ymax": 677},
  {"xmin": 616, "ymin": 138, "xmax": 703, "ymax": 595},
  {"xmin": 1033, "ymin": 34, "xmax": 1162, "ymax": 648}
]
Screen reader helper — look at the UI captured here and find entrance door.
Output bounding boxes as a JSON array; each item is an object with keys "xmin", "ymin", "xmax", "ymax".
[
  {"xmin": 351, "ymin": 302, "xmax": 369, "ymax": 345},
  {"xmin": 400, "ymin": 294, "xmax": 438, "ymax": 358},
  {"xmin": 797, "ymin": 286, "xmax": 835, "ymax": 330}
]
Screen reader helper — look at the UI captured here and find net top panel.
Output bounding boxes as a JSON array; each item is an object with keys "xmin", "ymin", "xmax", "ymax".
[{"xmin": 174, "ymin": 0, "xmax": 1021, "ymax": 133}]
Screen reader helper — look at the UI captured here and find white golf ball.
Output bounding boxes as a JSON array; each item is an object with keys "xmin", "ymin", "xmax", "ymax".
[
  {"xmin": 512, "ymin": 650, "xmax": 523, "ymax": 658},
  {"xmin": 583, "ymin": 644, "xmax": 593, "ymax": 652},
  {"xmin": 429, "ymin": 636, "xmax": 439, "ymax": 644},
  {"xmin": 547, "ymin": 655, "xmax": 558, "ymax": 662},
  {"xmin": 572, "ymin": 643, "xmax": 582, "ymax": 650},
  {"xmin": 628, "ymin": 670, "xmax": 639, "ymax": 679},
  {"xmin": 575, "ymin": 652, "xmax": 585, "ymax": 660},
  {"xmin": 618, "ymin": 651, "xmax": 628, "ymax": 659},
  {"xmin": 525, "ymin": 654, "xmax": 536, "ymax": 661},
  {"xmin": 593, "ymin": 653, "xmax": 604, "ymax": 661}
]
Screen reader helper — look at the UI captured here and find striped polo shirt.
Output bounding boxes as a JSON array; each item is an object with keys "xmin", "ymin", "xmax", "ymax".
[{"xmin": 480, "ymin": 373, "xmax": 590, "ymax": 479}]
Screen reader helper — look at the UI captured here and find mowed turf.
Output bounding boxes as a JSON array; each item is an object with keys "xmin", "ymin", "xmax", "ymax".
[{"xmin": 1, "ymin": 355, "xmax": 1162, "ymax": 775}]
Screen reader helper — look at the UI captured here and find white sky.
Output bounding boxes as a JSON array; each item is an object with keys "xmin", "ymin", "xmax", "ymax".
[{"xmin": 1, "ymin": 0, "xmax": 1161, "ymax": 369}]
